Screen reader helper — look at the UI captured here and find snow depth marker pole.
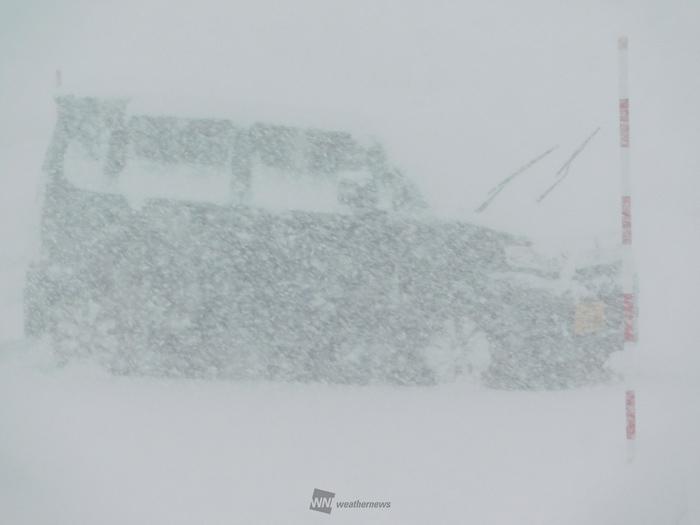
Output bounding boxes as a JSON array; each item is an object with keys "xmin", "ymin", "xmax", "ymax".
[
  {"xmin": 618, "ymin": 36, "xmax": 637, "ymax": 462},
  {"xmin": 55, "ymin": 69, "xmax": 62, "ymax": 91}
]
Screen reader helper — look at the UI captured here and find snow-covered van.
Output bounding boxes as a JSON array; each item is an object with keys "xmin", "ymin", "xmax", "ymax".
[{"xmin": 24, "ymin": 95, "xmax": 623, "ymax": 388}]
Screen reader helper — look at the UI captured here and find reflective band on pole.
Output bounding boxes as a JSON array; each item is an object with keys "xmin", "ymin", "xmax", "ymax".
[
  {"xmin": 622, "ymin": 195, "xmax": 632, "ymax": 245},
  {"xmin": 626, "ymin": 390, "xmax": 636, "ymax": 440},
  {"xmin": 619, "ymin": 99, "xmax": 630, "ymax": 148},
  {"xmin": 623, "ymin": 292, "xmax": 636, "ymax": 343}
]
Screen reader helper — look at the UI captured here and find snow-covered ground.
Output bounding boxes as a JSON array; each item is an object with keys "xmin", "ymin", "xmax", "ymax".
[{"xmin": 0, "ymin": 340, "xmax": 697, "ymax": 524}]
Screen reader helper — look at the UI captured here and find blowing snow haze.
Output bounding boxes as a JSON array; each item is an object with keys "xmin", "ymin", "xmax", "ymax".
[{"xmin": 1, "ymin": 1, "xmax": 700, "ymax": 524}]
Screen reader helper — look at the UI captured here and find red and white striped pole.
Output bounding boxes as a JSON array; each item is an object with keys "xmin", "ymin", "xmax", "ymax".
[{"xmin": 618, "ymin": 36, "xmax": 637, "ymax": 462}]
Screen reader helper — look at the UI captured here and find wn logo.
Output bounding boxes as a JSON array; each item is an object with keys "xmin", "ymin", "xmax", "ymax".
[{"xmin": 309, "ymin": 488, "xmax": 335, "ymax": 514}]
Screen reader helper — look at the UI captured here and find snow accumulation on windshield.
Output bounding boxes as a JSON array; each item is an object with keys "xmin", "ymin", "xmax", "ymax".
[{"xmin": 1, "ymin": 1, "xmax": 700, "ymax": 524}]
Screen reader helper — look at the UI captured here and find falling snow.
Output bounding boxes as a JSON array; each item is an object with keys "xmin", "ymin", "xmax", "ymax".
[{"xmin": 2, "ymin": 1, "xmax": 700, "ymax": 524}]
